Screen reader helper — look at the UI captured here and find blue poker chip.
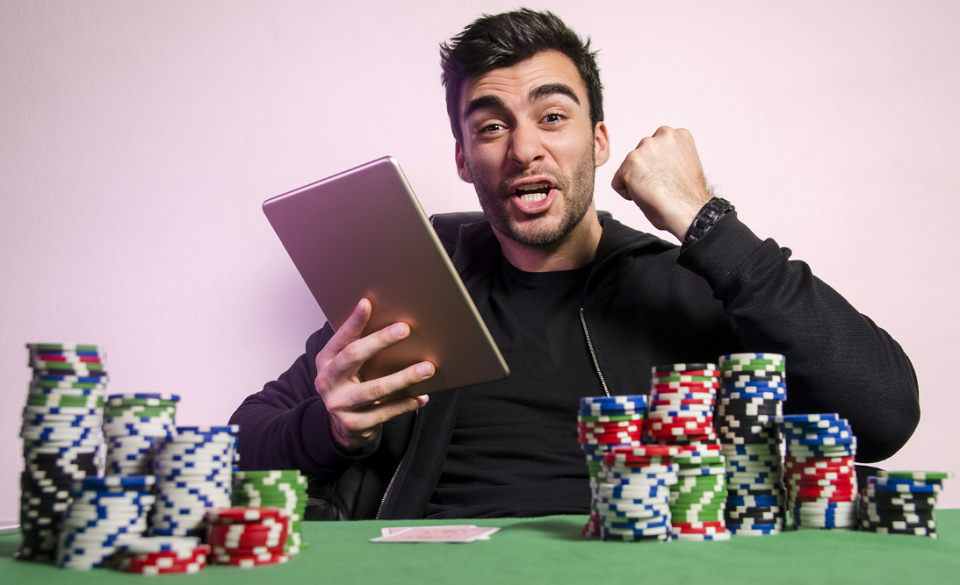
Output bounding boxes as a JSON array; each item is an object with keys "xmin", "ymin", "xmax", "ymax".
[
  {"xmin": 728, "ymin": 495, "xmax": 782, "ymax": 506},
  {"xmin": 33, "ymin": 374, "xmax": 108, "ymax": 383},
  {"xmin": 870, "ymin": 477, "xmax": 944, "ymax": 487},
  {"xmin": 724, "ymin": 380, "xmax": 787, "ymax": 390},
  {"xmin": 727, "ymin": 523, "xmax": 782, "ymax": 531},
  {"xmin": 106, "ymin": 393, "xmax": 181, "ymax": 402},
  {"xmin": 80, "ymin": 476, "xmax": 156, "ymax": 489},
  {"xmin": 775, "ymin": 413, "xmax": 841, "ymax": 423},
  {"xmin": 175, "ymin": 425, "xmax": 239, "ymax": 434},
  {"xmin": 865, "ymin": 483, "xmax": 941, "ymax": 494},
  {"xmin": 581, "ymin": 395, "xmax": 648, "ymax": 406},
  {"xmin": 605, "ymin": 518, "xmax": 670, "ymax": 531},
  {"xmin": 783, "ymin": 435, "xmax": 855, "ymax": 447}
]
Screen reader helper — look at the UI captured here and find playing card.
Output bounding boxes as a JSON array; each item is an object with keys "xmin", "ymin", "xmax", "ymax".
[{"xmin": 371, "ymin": 525, "xmax": 500, "ymax": 542}]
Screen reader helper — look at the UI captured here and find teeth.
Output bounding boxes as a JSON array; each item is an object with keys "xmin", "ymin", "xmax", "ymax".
[
  {"xmin": 519, "ymin": 192, "xmax": 547, "ymax": 203},
  {"xmin": 516, "ymin": 182, "xmax": 550, "ymax": 193}
]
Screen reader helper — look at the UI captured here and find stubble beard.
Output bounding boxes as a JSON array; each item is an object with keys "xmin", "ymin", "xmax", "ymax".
[{"xmin": 468, "ymin": 146, "xmax": 597, "ymax": 248}]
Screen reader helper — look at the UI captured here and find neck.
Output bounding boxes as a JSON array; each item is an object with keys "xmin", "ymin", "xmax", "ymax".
[{"xmin": 494, "ymin": 206, "xmax": 603, "ymax": 272}]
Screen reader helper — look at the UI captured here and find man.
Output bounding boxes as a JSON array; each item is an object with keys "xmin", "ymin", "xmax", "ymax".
[{"xmin": 231, "ymin": 9, "xmax": 919, "ymax": 520}]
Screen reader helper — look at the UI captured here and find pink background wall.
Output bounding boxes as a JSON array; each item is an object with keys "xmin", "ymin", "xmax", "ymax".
[{"xmin": 2, "ymin": 0, "xmax": 957, "ymax": 520}]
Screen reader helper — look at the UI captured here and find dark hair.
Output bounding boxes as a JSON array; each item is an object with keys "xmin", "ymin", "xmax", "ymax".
[{"xmin": 440, "ymin": 8, "xmax": 603, "ymax": 144}]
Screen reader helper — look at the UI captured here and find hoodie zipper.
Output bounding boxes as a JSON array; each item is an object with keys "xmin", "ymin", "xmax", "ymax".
[
  {"xmin": 580, "ymin": 308, "xmax": 611, "ymax": 397},
  {"xmin": 375, "ymin": 453, "xmax": 404, "ymax": 519},
  {"xmin": 376, "ymin": 407, "xmax": 418, "ymax": 519}
]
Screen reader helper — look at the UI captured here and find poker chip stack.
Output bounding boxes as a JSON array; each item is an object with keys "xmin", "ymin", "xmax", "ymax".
[
  {"xmin": 103, "ymin": 393, "xmax": 180, "ymax": 475},
  {"xmin": 150, "ymin": 426, "xmax": 238, "ymax": 538},
  {"xmin": 56, "ymin": 476, "xmax": 156, "ymax": 569},
  {"xmin": 206, "ymin": 507, "xmax": 291, "ymax": 567},
  {"xmin": 775, "ymin": 414, "xmax": 858, "ymax": 530},
  {"xmin": 232, "ymin": 470, "xmax": 309, "ymax": 554},
  {"xmin": 596, "ymin": 445, "xmax": 680, "ymax": 542},
  {"xmin": 647, "ymin": 364, "xmax": 729, "ymax": 541},
  {"xmin": 577, "ymin": 396, "xmax": 646, "ymax": 537},
  {"xmin": 715, "ymin": 353, "xmax": 786, "ymax": 536},
  {"xmin": 115, "ymin": 536, "xmax": 210, "ymax": 574},
  {"xmin": 859, "ymin": 471, "xmax": 953, "ymax": 537},
  {"xmin": 18, "ymin": 343, "xmax": 106, "ymax": 561}
]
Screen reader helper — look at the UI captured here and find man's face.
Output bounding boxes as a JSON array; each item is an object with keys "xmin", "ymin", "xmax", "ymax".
[{"xmin": 455, "ymin": 51, "xmax": 609, "ymax": 248}]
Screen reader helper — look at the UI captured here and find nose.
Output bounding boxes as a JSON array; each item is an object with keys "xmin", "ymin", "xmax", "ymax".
[{"xmin": 507, "ymin": 120, "xmax": 545, "ymax": 169}]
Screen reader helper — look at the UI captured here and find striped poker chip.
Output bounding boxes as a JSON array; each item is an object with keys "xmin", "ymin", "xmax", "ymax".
[{"xmin": 652, "ymin": 363, "xmax": 717, "ymax": 373}]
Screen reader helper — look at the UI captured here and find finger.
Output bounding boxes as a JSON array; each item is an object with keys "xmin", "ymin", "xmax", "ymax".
[
  {"xmin": 348, "ymin": 361, "xmax": 435, "ymax": 407},
  {"xmin": 326, "ymin": 321, "xmax": 412, "ymax": 384},
  {"xmin": 317, "ymin": 298, "xmax": 373, "ymax": 367},
  {"xmin": 343, "ymin": 392, "xmax": 431, "ymax": 434}
]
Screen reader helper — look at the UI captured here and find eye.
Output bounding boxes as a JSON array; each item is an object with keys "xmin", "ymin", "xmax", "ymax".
[
  {"xmin": 480, "ymin": 123, "xmax": 503, "ymax": 134},
  {"xmin": 543, "ymin": 113, "xmax": 565, "ymax": 124}
]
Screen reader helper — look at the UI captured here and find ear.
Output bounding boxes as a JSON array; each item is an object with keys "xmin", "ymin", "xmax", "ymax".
[
  {"xmin": 455, "ymin": 141, "xmax": 473, "ymax": 184},
  {"xmin": 593, "ymin": 120, "xmax": 610, "ymax": 167}
]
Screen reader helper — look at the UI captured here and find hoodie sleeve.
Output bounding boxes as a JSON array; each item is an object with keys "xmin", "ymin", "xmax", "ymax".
[
  {"xmin": 677, "ymin": 211, "xmax": 920, "ymax": 463},
  {"xmin": 229, "ymin": 324, "xmax": 378, "ymax": 481}
]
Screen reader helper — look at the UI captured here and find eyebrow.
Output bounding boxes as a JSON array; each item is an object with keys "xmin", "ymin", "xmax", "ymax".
[
  {"xmin": 529, "ymin": 83, "xmax": 580, "ymax": 107},
  {"xmin": 462, "ymin": 83, "xmax": 581, "ymax": 121}
]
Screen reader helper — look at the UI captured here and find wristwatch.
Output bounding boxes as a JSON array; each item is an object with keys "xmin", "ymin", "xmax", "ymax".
[{"xmin": 682, "ymin": 197, "xmax": 735, "ymax": 251}]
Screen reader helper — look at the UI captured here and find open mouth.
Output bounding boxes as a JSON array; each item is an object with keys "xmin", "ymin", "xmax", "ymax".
[
  {"xmin": 513, "ymin": 182, "xmax": 552, "ymax": 203},
  {"xmin": 514, "ymin": 183, "xmax": 553, "ymax": 205}
]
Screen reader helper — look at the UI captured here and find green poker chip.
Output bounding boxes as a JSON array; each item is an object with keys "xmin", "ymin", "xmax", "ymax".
[
  {"xmin": 29, "ymin": 360, "xmax": 106, "ymax": 371},
  {"xmin": 104, "ymin": 405, "xmax": 176, "ymax": 417},
  {"xmin": 878, "ymin": 471, "xmax": 953, "ymax": 481},
  {"xmin": 106, "ymin": 397, "xmax": 178, "ymax": 408},
  {"xmin": 26, "ymin": 343, "xmax": 102, "ymax": 352},
  {"xmin": 30, "ymin": 380, "xmax": 106, "ymax": 391},
  {"xmin": 26, "ymin": 393, "xmax": 104, "ymax": 408},
  {"xmin": 653, "ymin": 375, "xmax": 717, "ymax": 383}
]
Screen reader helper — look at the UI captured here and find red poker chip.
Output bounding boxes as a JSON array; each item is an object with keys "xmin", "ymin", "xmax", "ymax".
[
  {"xmin": 36, "ymin": 355, "xmax": 104, "ymax": 364},
  {"xmin": 795, "ymin": 489, "xmax": 856, "ymax": 499},
  {"xmin": 208, "ymin": 524, "xmax": 289, "ymax": 537},
  {"xmin": 209, "ymin": 522, "xmax": 288, "ymax": 533},
  {"xmin": 647, "ymin": 422, "xmax": 714, "ymax": 431},
  {"xmin": 670, "ymin": 524, "xmax": 727, "ymax": 534},
  {"xmin": 213, "ymin": 552, "xmax": 291, "ymax": 567},
  {"xmin": 674, "ymin": 443, "xmax": 722, "ymax": 452},
  {"xmin": 208, "ymin": 532, "xmax": 288, "ymax": 544},
  {"xmin": 209, "ymin": 537, "xmax": 287, "ymax": 550},
  {"xmin": 122, "ymin": 556, "xmax": 208, "ymax": 574},
  {"xmin": 212, "ymin": 544, "xmax": 286, "ymax": 556},
  {"xmin": 208, "ymin": 507, "xmax": 288, "ymax": 524},
  {"xmin": 610, "ymin": 445, "xmax": 683, "ymax": 457},
  {"xmin": 671, "ymin": 522, "xmax": 726, "ymax": 534},
  {"xmin": 651, "ymin": 390, "xmax": 718, "ymax": 398},
  {"xmin": 208, "ymin": 531, "xmax": 288, "ymax": 547},
  {"xmin": 794, "ymin": 494, "xmax": 857, "ymax": 503},
  {"xmin": 652, "ymin": 380, "xmax": 719, "ymax": 388},
  {"xmin": 602, "ymin": 456, "xmax": 675, "ymax": 468},
  {"xmin": 648, "ymin": 428, "xmax": 716, "ymax": 435},
  {"xmin": 127, "ymin": 546, "xmax": 209, "ymax": 564},
  {"xmin": 647, "ymin": 416, "xmax": 712, "ymax": 424},
  {"xmin": 671, "ymin": 520, "xmax": 725, "ymax": 528}
]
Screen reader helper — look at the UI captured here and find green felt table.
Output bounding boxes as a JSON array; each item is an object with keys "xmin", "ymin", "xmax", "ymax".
[{"xmin": 2, "ymin": 510, "xmax": 959, "ymax": 584}]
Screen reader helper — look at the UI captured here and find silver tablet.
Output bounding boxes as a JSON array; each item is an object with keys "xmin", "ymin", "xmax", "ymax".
[{"xmin": 263, "ymin": 157, "xmax": 509, "ymax": 396}]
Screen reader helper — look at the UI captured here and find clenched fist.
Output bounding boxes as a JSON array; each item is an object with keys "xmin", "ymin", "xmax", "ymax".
[{"xmin": 611, "ymin": 126, "xmax": 713, "ymax": 242}]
